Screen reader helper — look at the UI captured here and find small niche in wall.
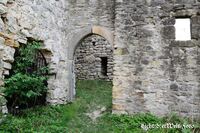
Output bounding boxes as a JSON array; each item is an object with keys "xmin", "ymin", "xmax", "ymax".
[
  {"xmin": 100, "ymin": 57, "xmax": 108, "ymax": 76},
  {"xmin": 174, "ymin": 18, "xmax": 191, "ymax": 41}
]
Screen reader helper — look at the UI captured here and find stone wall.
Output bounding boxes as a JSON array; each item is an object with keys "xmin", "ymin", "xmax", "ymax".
[
  {"xmin": 0, "ymin": 0, "xmax": 199, "ymax": 119},
  {"xmin": 0, "ymin": 39, "xmax": 15, "ymax": 115},
  {"xmin": 4, "ymin": 0, "xmax": 69, "ymax": 105},
  {"xmin": 74, "ymin": 35, "xmax": 113, "ymax": 81},
  {"xmin": 0, "ymin": 0, "xmax": 115, "ymax": 106},
  {"xmin": 113, "ymin": 0, "xmax": 200, "ymax": 118},
  {"xmin": 0, "ymin": 0, "xmax": 16, "ymax": 117},
  {"xmin": 64, "ymin": 0, "xmax": 115, "ymax": 100}
]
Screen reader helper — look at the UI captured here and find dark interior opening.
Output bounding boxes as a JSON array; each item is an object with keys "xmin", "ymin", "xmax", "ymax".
[
  {"xmin": 101, "ymin": 57, "xmax": 108, "ymax": 76},
  {"xmin": 5, "ymin": 40, "xmax": 48, "ymax": 115}
]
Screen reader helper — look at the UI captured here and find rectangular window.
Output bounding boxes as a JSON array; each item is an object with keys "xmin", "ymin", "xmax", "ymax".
[
  {"xmin": 100, "ymin": 57, "xmax": 107, "ymax": 76},
  {"xmin": 175, "ymin": 18, "xmax": 191, "ymax": 41}
]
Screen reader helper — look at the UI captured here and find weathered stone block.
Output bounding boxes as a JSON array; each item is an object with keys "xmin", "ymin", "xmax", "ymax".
[
  {"xmin": 114, "ymin": 48, "xmax": 129, "ymax": 55},
  {"xmin": 136, "ymin": 28, "xmax": 153, "ymax": 38},
  {"xmin": 0, "ymin": 0, "xmax": 7, "ymax": 5},
  {"xmin": 162, "ymin": 18, "xmax": 175, "ymax": 25},
  {"xmin": 191, "ymin": 16, "xmax": 200, "ymax": 25},
  {"xmin": 3, "ymin": 62, "xmax": 11, "ymax": 69},
  {"xmin": 161, "ymin": 26, "xmax": 175, "ymax": 39},
  {"xmin": 0, "ymin": 4, "xmax": 7, "ymax": 14},
  {"xmin": 0, "ymin": 18, "xmax": 4, "ymax": 32},
  {"xmin": 112, "ymin": 104, "xmax": 125, "ymax": 111},
  {"xmin": 130, "ymin": 14, "xmax": 145, "ymax": 22},
  {"xmin": 191, "ymin": 25, "xmax": 200, "ymax": 39},
  {"xmin": 2, "ymin": 70, "xmax": 9, "ymax": 75},
  {"xmin": 150, "ymin": 0, "xmax": 165, "ymax": 7},
  {"xmin": 0, "ymin": 37, "xmax": 5, "ymax": 46},
  {"xmin": 170, "ymin": 83, "xmax": 179, "ymax": 91},
  {"xmin": 171, "ymin": 40, "xmax": 195, "ymax": 47},
  {"xmin": 0, "ymin": 80, "xmax": 4, "ymax": 86},
  {"xmin": 3, "ymin": 46, "xmax": 15, "ymax": 63},
  {"xmin": 174, "ymin": 0, "xmax": 196, "ymax": 4}
]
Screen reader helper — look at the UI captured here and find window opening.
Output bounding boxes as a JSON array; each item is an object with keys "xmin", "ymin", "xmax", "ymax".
[
  {"xmin": 174, "ymin": 18, "xmax": 191, "ymax": 41},
  {"xmin": 100, "ymin": 57, "xmax": 108, "ymax": 76}
]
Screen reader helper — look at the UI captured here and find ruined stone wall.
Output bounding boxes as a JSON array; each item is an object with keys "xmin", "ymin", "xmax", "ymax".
[
  {"xmin": 64, "ymin": 0, "xmax": 115, "ymax": 33},
  {"xmin": 74, "ymin": 35, "xmax": 113, "ymax": 81},
  {"xmin": 0, "ymin": 0, "xmax": 115, "ymax": 108},
  {"xmin": 0, "ymin": 0, "xmax": 200, "ymax": 118},
  {"xmin": 4, "ymin": 0, "xmax": 68, "ymax": 105},
  {"xmin": 64, "ymin": 0, "xmax": 115, "ymax": 100},
  {"xmin": 113, "ymin": 0, "xmax": 200, "ymax": 118},
  {"xmin": 0, "ymin": 0, "xmax": 16, "ymax": 116}
]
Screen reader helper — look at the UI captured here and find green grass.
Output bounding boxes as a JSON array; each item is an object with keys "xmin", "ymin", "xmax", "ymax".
[{"xmin": 0, "ymin": 80, "xmax": 199, "ymax": 133}]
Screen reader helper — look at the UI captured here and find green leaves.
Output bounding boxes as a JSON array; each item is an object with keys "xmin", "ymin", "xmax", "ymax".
[
  {"xmin": 3, "ymin": 41, "xmax": 48, "ymax": 109},
  {"xmin": 12, "ymin": 41, "xmax": 42, "ymax": 75},
  {"xmin": 4, "ymin": 73, "xmax": 47, "ymax": 107},
  {"xmin": 4, "ymin": 73, "xmax": 46, "ymax": 94}
]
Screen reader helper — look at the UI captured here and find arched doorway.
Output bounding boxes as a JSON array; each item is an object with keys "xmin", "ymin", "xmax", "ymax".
[
  {"xmin": 74, "ymin": 34, "xmax": 113, "ymax": 81},
  {"xmin": 68, "ymin": 26, "xmax": 114, "ymax": 101}
]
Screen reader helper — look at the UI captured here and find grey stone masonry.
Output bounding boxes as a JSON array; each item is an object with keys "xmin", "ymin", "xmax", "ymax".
[
  {"xmin": 0, "ymin": 0, "xmax": 16, "ymax": 117},
  {"xmin": 113, "ymin": 0, "xmax": 200, "ymax": 119},
  {"xmin": 0, "ymin": 0, "xmax": 199, "ymax": 119},
  {"xmin": 75, "ymin": 35, "xmax": 113, "ymax": 81}
]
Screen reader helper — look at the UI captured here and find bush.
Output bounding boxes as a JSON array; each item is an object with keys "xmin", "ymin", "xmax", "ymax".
[
  {"xmin": 2, "ymin": 41, "xmax": 49, "ymax": 112},
  {"xmin": 4, "ymin": 73, "xmax": 47, "ymax": 108}
]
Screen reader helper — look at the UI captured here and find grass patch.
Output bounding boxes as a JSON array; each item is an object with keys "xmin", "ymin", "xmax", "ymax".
[{"xmin": 0, "ymin": 80, "xmax": 199, "ymax": 133}]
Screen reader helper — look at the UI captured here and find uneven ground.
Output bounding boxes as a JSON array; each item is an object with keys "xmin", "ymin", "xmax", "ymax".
[{"xmin": 0, "ymin": 80, "xmax": 199, "ymax": 133}]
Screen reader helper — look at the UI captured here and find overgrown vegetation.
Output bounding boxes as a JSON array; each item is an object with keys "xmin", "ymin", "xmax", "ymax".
[
  {"xmin": 2, "ymin": 41, "xmax": 48, "ymax": 113},
  {"xmin": 0, "ymin": 80, "xmax": 199, "ymax": 132}
]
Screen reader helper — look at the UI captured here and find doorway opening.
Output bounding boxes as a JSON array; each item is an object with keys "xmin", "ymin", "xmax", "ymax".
[
  {"xmin": 73, "ymin": 34, "xmax": 114, "ymax": 116},
  {"xmin": 74, "ymin": 34, "xmax": 113, "ymax": 81},
  {"xmin": 68, "ymin": 26, "xmax": 114, "ymax": 103},
  {"xmin": 4, "ymin": 40, "xmax": 49, "ymax": 115}
]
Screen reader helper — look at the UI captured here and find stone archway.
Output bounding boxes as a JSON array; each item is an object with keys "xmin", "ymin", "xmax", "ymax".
[{"xmin": 68, "ymin": 26, "xmax": 114, "ymax": 101}]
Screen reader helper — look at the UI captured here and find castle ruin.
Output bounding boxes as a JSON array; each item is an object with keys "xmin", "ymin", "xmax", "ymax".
[{"xmin": 0, "ymin": 0, "xmax": 200, "ymax": 118}]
